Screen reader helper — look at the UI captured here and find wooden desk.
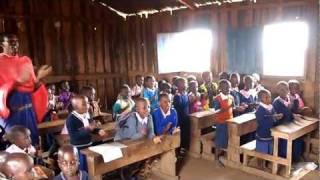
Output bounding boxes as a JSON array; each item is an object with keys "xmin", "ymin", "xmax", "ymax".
[
  {"xmin": 81, "ymin": 133, "xmax": 180, "ymax": 180},
  {"xmin": 37, "ymin": 119, "xmax": 65, "ymax": 135},
  {"xmin": 271, "ymin": 117, "xmax": 319, "ymax": 177},
  {"xmin": 189, "ymin": 110, "xmax": 217, "ymax": 158},
  {"xmin": 227, "ymin": 113, "xmax": 256, "ymax": 165}
]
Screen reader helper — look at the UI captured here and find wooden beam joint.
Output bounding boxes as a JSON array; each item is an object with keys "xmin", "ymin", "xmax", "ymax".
[{"xmin": 178, "ymin": 0, "xmax": 197, "ymax": 10}]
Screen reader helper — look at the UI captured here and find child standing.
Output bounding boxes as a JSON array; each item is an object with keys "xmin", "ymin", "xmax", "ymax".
[
  {"xmin": 173, "ymin": 78, "xmax": 190, "ymax": 152},
  {"xmin": 240, "ymin": 75, "xmax": 258, "ymax": 113},
  {"xmin": 80, "ymin": 86, "xmax": 102, "ymax": 119},
  {"xmin": 152, "ymin": 94, "xmax": 179, "ymax": 136},
  {"xmin": 131, "ymin": 75, "xmax": 144, "ymax": 99},
  {"xmin": 143, "ymin": 75, "xmax": 158, "ymax": 112},
  {"xmin": 188, "ymin": 80, "xmax": 203, "ymax": 113},
  {"xmin": 212, "ymin": 80, "xmax": 234, "ymax": 166},
  {"xmin": 255, "ymin": 89, "xmax": 283, "ymax": 168},
  {"xmin": 273, "ymin": 81, "xmax": 304, "ymax": 162},
  {"xmin": 199, "ymin": 71, "xmax": 218, "ymax": 109},
  {"xmin": 112, "ymin": 84, "xmax": 135, "ymax": 121},
  {"xmin": 55, "ymin": 144, "xmax": 89, "ymax": 180},
  {"xmin": 66, "ymin": 95, "xmax": 106, "ymax": 171},
  {"xmin": 288, "ymin": 79, "xmax": 312, "ymax": 115}
]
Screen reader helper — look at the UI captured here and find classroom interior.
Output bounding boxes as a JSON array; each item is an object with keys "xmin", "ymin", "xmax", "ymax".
[{"xmin": 0, "ymin": 0, "xmax": 319, "ymax": 180}]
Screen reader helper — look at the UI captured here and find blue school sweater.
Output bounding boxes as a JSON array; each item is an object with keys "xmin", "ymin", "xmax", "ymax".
[
  {"xmin": 66, "ymin": 113, "xmax": 94, "ymax": 148},
  {"xmin": 152, "ymin": 107, "xmax": 178, "ymax": 135},
  {"xmin": 173, "ymin": 92, "xmax": 189, "ymax": 125},
  {"xmin": 240, "ymin": 93, "xmax": 257, "ymax": 113},
  {"xmin": 143, "ymin": 88, "xmax": 158, "ymax": 111},
  {"xmin": 272, "ymin": 97, "xmax": 294, "ymax": 124},
  {"xmin": 255, "ymin": 105, "xmax": 279, "ymax": 139}
]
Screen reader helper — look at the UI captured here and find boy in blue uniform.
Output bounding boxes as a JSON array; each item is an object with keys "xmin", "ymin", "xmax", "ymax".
[
  {"xmin": 255, "ymin": 89, "xmax": 283, "ymax": 168},
  {"xmin": 143, "ymin": 76, "xmax": 158, "ymax": 112},
  {"xmin": 173, "ymin": 78, "xmax": 189, "ymax": 152},
  {"xmin": 152, "ymin": 93, "xmax": 179, "ymax": 136},
  {"xmin": 273, "ymin": 81, "xmax": 304, "ymax": 162}
]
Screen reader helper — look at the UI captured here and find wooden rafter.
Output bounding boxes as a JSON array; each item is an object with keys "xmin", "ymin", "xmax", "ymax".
[{"xmin": 178, "ymin": 0, "xmax": 197, "ymax": 10}]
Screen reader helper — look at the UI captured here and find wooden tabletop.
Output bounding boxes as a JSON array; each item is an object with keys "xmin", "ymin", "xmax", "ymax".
[
  {"xmin": 81, "ymin": 133, "xmax": 180, "ymax": 176},
  {"xmin": 37, "ymin": 119, "xmax": 65, "ymax": 135},
  {"xmin": 227, "ymin": 113, "xmax": 256, "ymax": 124},
  {"xmin": 189, "ymin": 109, "xmax": 217, "ymax": 118},
  {"xmin": 271, "ymin": 117, "xmax": 319, "ymax": 140}
]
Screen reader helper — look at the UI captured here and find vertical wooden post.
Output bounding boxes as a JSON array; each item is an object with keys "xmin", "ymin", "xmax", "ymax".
[
  {"xmin": 285, "ymin": 140, "xmax": 293, "ymax": 177},
  {"xmin": 272, "ymin": 137, "xmax": 279, "ymax": 175}
]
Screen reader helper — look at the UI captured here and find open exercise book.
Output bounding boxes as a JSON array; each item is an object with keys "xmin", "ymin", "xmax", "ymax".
[{"xmin": 89, "ymin": 142, "xmax": 127, "ymax": 163}]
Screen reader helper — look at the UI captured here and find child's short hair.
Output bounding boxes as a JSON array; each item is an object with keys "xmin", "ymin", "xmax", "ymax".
[
  {"xmin": 135, "ymin": 74, "xmax": 143, "ymax": 80},
  {"xmin": 145, "ymin": 75, "xmax": 155, "ymax": 82},
  {"xmin": 57, "ymin": 144, "xmax": 78, "ymax": 160},
  {"xmin": 243, "ymin": 75, "xmax": 254, "ymax": 83},
  {"xmin": 80, "ymin": 86, "xmax": 94, "ymax": 95},
  {"xmin": 230, "ymin": 73, "xmax": 240, "ymax": 81},
  {"xmin": 120, "ymin": 84, "xmax": 130, "ymax": 91},
  {"xmin": 288, "ymin": 79, "xmax": 300, "ymax": 86},
  {"xmin": 187, "ymin": 75, "xmax": 197, "ymax": 82},
  {"xmin": 257, "ymin": 89, "xmax": 271, "ymax": 101},
  {"xmin": 159, "ymin": 93, "xmax": 170, "ymax": 101},
  {"xmin": 174, "ymin": 77, "xmax": 187, "ymax": 86},
  {"xmin": 218, "ymin": 79, "xmax": 231, "ymax": 88},
  {"xmin": 276, "ymin": 81, "xmax": 289, "ymax": 88},
  {"xmin": 162, "ymin": 82, "xmax": 171, "ymax": 89},
  {"xmin": 7, "ymin": 125, "xmax": 29, "ymax": 144},
  {"xmin": 135, "ymin": 97, "xmax": 149, "ymax": 108},
  {"xmin": 189, "ymin": 80, "xmax": 198, "ymax": 87},
  {"xmin": 219, "ymin": 72, "xmax": 230, "ymax": 80},
  {"xmin": 70, "ymin": 95, "xmax": 87, "ymax": 110}
]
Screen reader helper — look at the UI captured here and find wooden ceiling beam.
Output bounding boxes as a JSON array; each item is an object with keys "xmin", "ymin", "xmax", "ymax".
[{"xmin": 178, "ymin": 0, "xmax": 197, "ymax": 10}]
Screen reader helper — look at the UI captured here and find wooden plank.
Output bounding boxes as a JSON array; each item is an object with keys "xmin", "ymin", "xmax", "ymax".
[
  {"xmin": 81, "ymin": 133, "xmax": 180, "ymax": 177},
  {"xmin": 37, "ymin": 119, "xmax": 65, "ymax": 135}
]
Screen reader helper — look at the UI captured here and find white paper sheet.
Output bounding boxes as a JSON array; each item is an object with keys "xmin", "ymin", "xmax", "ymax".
[{"xmin": 89, "ymin": 142, "xmax": 127, "ymax": 163}]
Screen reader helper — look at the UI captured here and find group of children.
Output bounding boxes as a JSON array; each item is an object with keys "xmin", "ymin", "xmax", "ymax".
[{"xmin": 0, "ymin": 70, "xmax": 311, "ymax": 179}]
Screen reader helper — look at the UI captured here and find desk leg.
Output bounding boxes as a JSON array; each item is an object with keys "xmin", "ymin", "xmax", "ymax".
[
  {"xmin": 285, "ymin": 140, "xmax": 292, "ymax": 177},
  {"xmin": 303, "ymin": 134, "xmax": 311, "ymax": 160},
  {"xmin": 155, "ymin": 149, "xmax": 179, "ymax": 180},
  {"xmin": 272, "ymin": 137, "xmax": 278, "ymax": 175},
  {"xmin": 189, "ymin": 131, "xmax": 201, "ymax": 158},
  {"xmin": 227, "ymin": 124, "xmax": 240, "ymax": 164}
]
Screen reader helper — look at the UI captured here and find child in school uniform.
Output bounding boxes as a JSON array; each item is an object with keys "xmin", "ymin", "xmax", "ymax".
[
  {"xmin": 152, "ymin": 93, "xmax": 179, "ymax": 136},
  {"xmin": 199, "ymin": 71, "xmax": 218, "ymax": 109},
  {"xmin": 188, "ymin": 80, "xmax": 203, "ymax": 113},
  {"xmin": 66, "ymin": 95, "xmax": 106, "ymax": 171},
  {"xmin": 55, "ymin": 144, "xmax": 89, "ymax": 180},
  {"xmin": 0, "ymin": 153, "xmax": 34, "ymax": 180},
  {"xmin": 80, "ymin": 86, "xmax": 102, "ymax": 119},
  {"xmin": 171, "ymin": 76, "xmax": 180, "ymax": 95},
  {"xmin": 239, "ymin": 75, "xmax": 258, "ymax": 113},
  {"xmin": 255, "ymin": 89, "xmax": 283, "ymax": 168},
  {"xmin": 58, "ymin": 81, "xmax": 72, "ymax": 111},
  {"xmin": 112, "ymin": 84, "xmax": 135, "ymax": 121},
  {"xmin": 229, "ymin": 73, "xmax": 246, "ymax": 116},
  {"xmin": 5, "ymin": 125, "xmax": 37, "ymax": 157},
  {"xmin": 252, "ymin": 73, "xmax": 264, "ymax": 93},
  {"xmin": 273, "ymin": 81, "xmax": 304, "ymax": 162},
  {"xmin": 143, "ymin": 75, "xmax": 158, "ymax": 112},
  {"xmin": 131, "ymin": 75, "xmax": 144, "ymax": 99},
  {"xmin": 288, "ymin": 79, "xmax": 312, "ymax": 115},
  {"xmin": 212, "ymin": 80, "xmax": 234, "ymax": 166},
  {"xmin": 173, "ymin": 78, "xmax": 190, "ymax": 152}
]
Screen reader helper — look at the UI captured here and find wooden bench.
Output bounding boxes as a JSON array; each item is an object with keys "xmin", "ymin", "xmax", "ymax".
[
  {"xmin": 200, "ymin": 132, "xmax": 216, "ymax": 161},
  {"xmin": 226, "ymin": 113, "xmax": 256, "ymax": 166},
  {"xmin": 189, "ymin": 110, "xmax": 217, "ymax": 158},
  {"xmin": 81, "ymin": 133, "xmax": 180, "ymax": 180},
  {"xmin": 239, "ymin": 117, "xmax": 319, "ymax": 180}
]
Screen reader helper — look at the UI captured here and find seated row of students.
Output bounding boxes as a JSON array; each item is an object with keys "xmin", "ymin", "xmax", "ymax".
[{"xmin": 0, "ymin": 144, "xmax": 89, "ymax": 180}]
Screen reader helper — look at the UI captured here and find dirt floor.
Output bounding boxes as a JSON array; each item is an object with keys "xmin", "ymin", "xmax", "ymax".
[{"xmin": 151, "ymin": 157, "xmax": 319, "ymax": 180}]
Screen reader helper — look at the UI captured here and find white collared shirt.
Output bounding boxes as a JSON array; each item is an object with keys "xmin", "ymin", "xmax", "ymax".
[
  {"xmin": 259, "ymin": 102, "xmax": 273, "ymax": 111},
  {"xmin": 6, "ymin": 144, "xmax": 36, "ymax": 156},
  {"xmin": 160, "ymin": 107, "xmax": 171, "ymax": 118},
  {"xmin": 61, "ymin": 111, "xmax": 90, "ymax": 135},
  {"xmin": 135, "ymin": 112, "xmax": 148, "ymax": 125}
]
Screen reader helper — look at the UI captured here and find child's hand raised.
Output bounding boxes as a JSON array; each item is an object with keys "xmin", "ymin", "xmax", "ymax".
[
  {"xmin": 153, "ymin": 136, "xmax": 162, "ymax": 144},
  {"xmin": 172, "ymin": 127, "xmax": 180, "ymax": 135}
]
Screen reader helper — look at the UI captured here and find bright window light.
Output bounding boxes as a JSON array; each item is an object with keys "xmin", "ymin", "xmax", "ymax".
[
  {"xmin": 157, "ymin": 29, "xmax": 212, "ymax": 73},
  {"xmin": 262, "ymin": 22, "xmax": 308, "ymax": 76}
]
